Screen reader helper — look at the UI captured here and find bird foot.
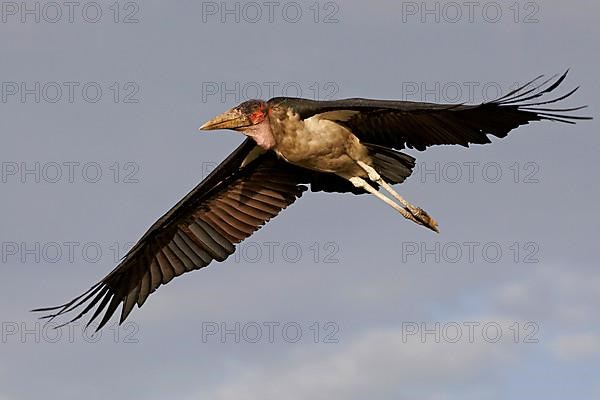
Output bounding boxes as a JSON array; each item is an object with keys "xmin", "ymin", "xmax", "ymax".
[{"xmin": 412, "ymin": 207, "xmax": 439, "ymax": 233}]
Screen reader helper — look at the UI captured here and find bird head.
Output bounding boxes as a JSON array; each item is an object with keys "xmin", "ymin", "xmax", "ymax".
[{"xmin": 199, "ymin": 100, "xmax": 268, "ymax": 131}]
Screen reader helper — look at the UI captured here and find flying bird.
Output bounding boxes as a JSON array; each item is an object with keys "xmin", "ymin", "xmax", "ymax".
[{"xmin": 33, "ymin": 71, "xmax": 590, "ymax": 331}]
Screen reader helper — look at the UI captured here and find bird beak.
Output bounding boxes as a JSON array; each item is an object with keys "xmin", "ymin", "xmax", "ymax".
[{"xmin": 199, "ymin": 108, "xmax": 252, "ymax": 131}]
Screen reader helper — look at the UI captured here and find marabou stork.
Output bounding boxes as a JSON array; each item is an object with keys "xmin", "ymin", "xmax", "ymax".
[{"xmin": 34, "ymin": 72, "xmax": 590, "ymax": 331}]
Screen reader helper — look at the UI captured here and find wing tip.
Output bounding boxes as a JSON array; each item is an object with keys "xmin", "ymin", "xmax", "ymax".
[{"xmin": 492, "ymin": 70, "xmax": 591, "ymax": 123}]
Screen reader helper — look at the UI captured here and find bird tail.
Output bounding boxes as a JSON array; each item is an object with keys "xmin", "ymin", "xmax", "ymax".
[{"xmin": 364, "ymin": 143, "xmax": 416, "ymax": 184}]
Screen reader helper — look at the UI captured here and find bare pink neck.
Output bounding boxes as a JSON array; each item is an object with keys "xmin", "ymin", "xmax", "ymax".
[{"xmin": 240, "ymin": 119, "xmax": 276, "ymax": 150}]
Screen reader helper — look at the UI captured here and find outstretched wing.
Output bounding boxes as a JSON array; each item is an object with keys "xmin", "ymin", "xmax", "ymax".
[
  {"xmin": 33, "ymin": 139, "xmax": 307, "ymax": 331},
  {"xmin": 270, "ymin": 71, "xmax": 591, "ymax": 151}
]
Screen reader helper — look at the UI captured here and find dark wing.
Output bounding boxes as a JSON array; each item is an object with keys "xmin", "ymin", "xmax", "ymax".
[
  {"xmin": 270, "ymin": 71, "xmax": 591, "ymax": 151},
  {"xmin": 33, "ymin": 139, "xmax": 308, "ymax": 331}
]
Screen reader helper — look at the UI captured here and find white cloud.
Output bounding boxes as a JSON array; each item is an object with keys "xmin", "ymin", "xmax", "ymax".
[
  {"xmin": 550, "ymin": 333, "xmax": 600, "ymax": 360},
  {"xmin": 197, "ymin": 325, "xmax": 518, "ymax": 400},
  {"xmin": 490, "ymin": 264, "xmax": 600, "ymax": 326}
]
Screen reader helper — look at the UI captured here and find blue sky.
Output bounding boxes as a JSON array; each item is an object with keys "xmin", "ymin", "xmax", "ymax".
[{"xmin": 1, "ymin": 1, "xmax": 599, "ymax": 399}]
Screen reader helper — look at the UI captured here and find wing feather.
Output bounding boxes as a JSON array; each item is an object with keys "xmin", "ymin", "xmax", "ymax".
[
  {"xmin": 33, "ymin": 139, "xmax": 307, "ymax": 330},
  {"xmin": 269, "ymin": 71, "xmax": 590, "ymax": 151}
]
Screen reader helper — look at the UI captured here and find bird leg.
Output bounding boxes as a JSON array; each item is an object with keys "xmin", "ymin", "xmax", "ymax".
[
  {"xmin": 348, "ymin": 177, "xmax": 426, "ymax": 226},
  {"xmin": 354, "ymin": 161, "xmax": 439, "ymax": 233}
]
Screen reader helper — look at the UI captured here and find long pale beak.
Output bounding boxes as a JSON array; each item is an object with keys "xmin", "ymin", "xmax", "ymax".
[{"xmin": 199, "ymin": 108, "xmax": 251, "ymax": 131}]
